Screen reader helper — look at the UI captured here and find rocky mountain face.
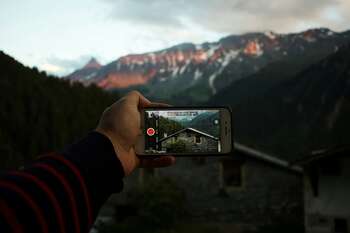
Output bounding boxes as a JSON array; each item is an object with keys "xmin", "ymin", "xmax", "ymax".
[
  {"xmin": 67, "ymin": 58, "xmax": 101, "ymax": 85},
  {"xmin": 211, "ymin": 42, "xmax": 350, "ymax": 161},
  {"xmin": 84, "ymin": 58, "xmax": 101, "ymax": 69},
  {"xmin": 66, "ymin": 28, "xmax": 350, "ymax": 104}
]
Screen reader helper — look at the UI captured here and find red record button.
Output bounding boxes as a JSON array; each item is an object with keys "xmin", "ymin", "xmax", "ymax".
[{"xmin": 146, "ymin": 127, "xmax": 155, "ymax": 136}]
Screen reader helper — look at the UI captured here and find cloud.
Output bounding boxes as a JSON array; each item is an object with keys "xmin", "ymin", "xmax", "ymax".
[
  {"xmin": 104, "ymin": 0, "xmax": 188, "ymax": 28},
  {"xmin": 40, "ymin": 63, "xmax": 64, "ymax": 74},
  {"xmin": 103, "ymin": 0, "xmax": 350, "ymax": 34},
  {"xmin": 40, "ymin": 55, "xmax": 96, "ymax": 76},
  {"xmin": 37, "ymin": 0, "xmax": 350, "ymax": 75}
]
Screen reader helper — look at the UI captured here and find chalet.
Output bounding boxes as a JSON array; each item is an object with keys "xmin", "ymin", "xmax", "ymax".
[
  {"xmin": 159, "ymin": 127, "xmax": 219, "ymax": 153},
  {"xmin": 295, "ymin": 146, "xmax": 350, "ymax": 233},
  {"xmin": 103, "ymin": 142, "xmax": 304, "ymax": 232}
]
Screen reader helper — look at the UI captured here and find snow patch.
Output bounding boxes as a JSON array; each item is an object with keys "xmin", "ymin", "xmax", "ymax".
[
  {"xmin": 206, "ymin": 44, "xmax": 221, "ymax": 57},
  {"xmin": 194, "ymin": 69, "xmax": 202, "ymax": 81},
  {"xmin": 264, "ymin": 31, "xmax": 277, "ymax": 40},
  {"xmin": 327, "ymin": 30, "xmax": 334, "ymax": 36},
  {"xmin": 195, "ymin": 44, "xmax": 202, "ymax": 50},
  {"xmin": 172, "ymin": 67, "xmax": 179, "ymax": 78},
  {"xmin": 327, "ymin": 97, "xmax": 344, "ymax": 130},
  {"xmin": 179, "ymin": 64, "xmax": 187, "ymax": 75},
  {"xmin": 305, "ymin": 37, "xmax": 316, "ymax": 42},
  {"xmin": 208, "ymin": 50, "xmax": 239, "ymax": 94},
  {"xmin": 222, "ymin": 50, "xmax": 239, "ymax": 67},
  {"xmin": 209, "ymin": 73, "xmax": 218, "ymax": 94},
  {"xmin": 116, "ymin": 62, "xmax": 121, "ymax": 70},
  {"xmin": 84, "ymin": 72, "xmax": 97, "ymax": 80},
  {"xmin": 149, "ymin": 53, "xmax": 156, "ymax": 64}
]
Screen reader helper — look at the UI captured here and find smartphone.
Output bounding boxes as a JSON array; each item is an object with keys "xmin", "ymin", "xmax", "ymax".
[{"xmin": 135, "ymin": 107, "xmax": 232, "ymax": 156}]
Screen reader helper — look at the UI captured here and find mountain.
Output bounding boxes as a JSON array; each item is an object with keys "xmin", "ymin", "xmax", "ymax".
[
  {"xmin": 66, "ymin": 28, "xmax": 350, "ymax": 104},
  {"xmin": 187, "ymin": 111, "xmax": 220, "ymax": 136},
  {"xmin": 210, "ymin": 43, "xmax": 350, "ymax": 161},
  {"xmin": 208, "ymin": 45, "xmax": 337, "ymax": 107},
  {"xmin": 0, "ymin": 51, "xmax": 117, "ymax": 169},
  {"xmin": 66, "ymin": 57, "xmax": 102, "ymax": 85},
  {"xmin": 84, "ymin": 57, "xmax": 101, "ymax": 69}
]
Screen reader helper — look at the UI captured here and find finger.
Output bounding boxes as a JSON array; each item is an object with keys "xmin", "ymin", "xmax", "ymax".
[
  {"xmin": 126, "ymin": 91, "xmax": 151, "ymax": 108},
  {"xmin": 139, "ymin": 156, "xmax": 176, "ymax": 168},
  {"xmin": 148, "ymin": 102, "xmax": 172, "ymax": 108},
  {"xmin": 130, "ymin": 147, "xmax": 141, "ymax": 167},
  {"xmin": 138, "ymin": 94, "xmax": 152, "ymax": 108}
]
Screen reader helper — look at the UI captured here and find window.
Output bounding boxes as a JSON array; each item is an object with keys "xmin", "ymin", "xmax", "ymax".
[
  {"xmin": 307, "ymin": 214, "xmax": 330, "ymax": 228},
  {"xmin": 222, "ymin": 160, "xmax": 243, "ymax": 187},
  {"xmin": 320, "ymin": 158, "xmax": 341, "ymax": 176},
  {"xmin": 334, "ymin": 218, "xmax": 348, "ymax": 233},
  {"xmin": 309, "ymin": 165, "xmax": 319, "ymax": 197},
  {"xmin": 195, "ymin": 135, "xmax": 201, "ymax": 144}
]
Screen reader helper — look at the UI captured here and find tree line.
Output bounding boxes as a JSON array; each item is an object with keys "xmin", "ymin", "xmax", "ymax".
[{"xmin": 0, "ymin": 51, "xmax": 119, "ymax": 169}]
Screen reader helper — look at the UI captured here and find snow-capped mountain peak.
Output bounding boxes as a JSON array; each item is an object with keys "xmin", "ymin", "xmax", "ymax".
[{"xmin": 65, "ymin": 28, "xmax": 350, "ymax": 103}]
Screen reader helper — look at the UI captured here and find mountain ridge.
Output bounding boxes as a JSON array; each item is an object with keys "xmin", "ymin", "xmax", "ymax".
[
  {"xmin": 66, "ymin": 28, "xmax": 350, "ymax": 104},
  {"xmin": 83, "ymin": 58, "xmax": 101, "ymax": 69},
  {"xmin": 214, "ymin": 42, "xmax": 350, "ymax": 161}
]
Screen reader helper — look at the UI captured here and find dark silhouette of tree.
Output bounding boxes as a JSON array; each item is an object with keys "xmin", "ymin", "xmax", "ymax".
[{"xmin": 0, "ymin": 51, "xmax": 119, "ymax": 169}]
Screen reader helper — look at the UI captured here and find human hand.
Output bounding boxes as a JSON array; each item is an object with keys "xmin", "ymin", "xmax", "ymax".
[{"xmin": 96, "ymin": 91, "xmax": 175, "ymax": 176}]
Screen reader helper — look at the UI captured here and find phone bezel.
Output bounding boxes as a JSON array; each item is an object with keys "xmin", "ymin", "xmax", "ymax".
[{"xmin": 135, "ymin": 106, "xmax": 233, "ymax": 157}]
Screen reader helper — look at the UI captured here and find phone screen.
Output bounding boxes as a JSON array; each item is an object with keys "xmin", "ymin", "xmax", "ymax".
[{"xmin": 144, "ymin": 109, "xmax": 221, "ymax": 154}]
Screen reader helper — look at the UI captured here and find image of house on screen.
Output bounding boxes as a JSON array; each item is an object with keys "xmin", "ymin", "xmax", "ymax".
[{"xmin": 159, "ymin": 127, "xmax": 219, "ymax": 153}]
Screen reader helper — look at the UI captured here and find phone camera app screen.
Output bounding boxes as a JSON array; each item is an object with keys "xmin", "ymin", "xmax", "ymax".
[{"xmin": 145, "ymin": 110, "xmax": 221, "ymax": 154}]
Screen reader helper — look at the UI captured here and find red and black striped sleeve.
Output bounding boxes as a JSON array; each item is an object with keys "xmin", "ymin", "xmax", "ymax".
[{"xmin": 0, "ymin": 131, "xmax": 125, "ymax": 233}]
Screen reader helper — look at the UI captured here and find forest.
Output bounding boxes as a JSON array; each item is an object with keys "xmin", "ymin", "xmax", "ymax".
[{"xmin": 0, "ymin": 51, "xmax": 119, "ymax": 169}]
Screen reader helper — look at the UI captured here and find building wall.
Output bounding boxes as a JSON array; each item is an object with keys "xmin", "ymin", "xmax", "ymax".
[
  {"xmin": 161, "ymin": 155, "xmax": 302, "ymax": 225},
  {"xmin": 304, "ymin": 157, "xmax": 350, "ymax": 233},
  {"xmin": 109, "ymin": 151, "xmax": 303, "ymax": 228},
  {"xmin": 161, "ymin": 131, "xmax": 218, "ymax": 153}
]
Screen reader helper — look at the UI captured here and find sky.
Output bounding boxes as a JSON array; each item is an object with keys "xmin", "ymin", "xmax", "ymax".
[{"xmin": 0, "ymin": 0, "xmax": 349, "ymax": 76}]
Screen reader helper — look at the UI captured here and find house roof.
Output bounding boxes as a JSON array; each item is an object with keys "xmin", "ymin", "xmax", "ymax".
[
  {"xmin": 292, "ymin": 145, "xmax": 350, "ymax": 166},
  {"xmin": 234, "ymin": 142, "xmax": 302, "ymax": 173},
  {"xmin": 159, "ymin": 127, "xmax": 219, "ymax": 143},
  {"xmin": 159, "ymin": 128, "xmax": 302, "ymax": 173}
]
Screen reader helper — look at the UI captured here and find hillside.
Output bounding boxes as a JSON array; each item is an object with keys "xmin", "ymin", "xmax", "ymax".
[
  {"xmin": 0, "ymin": 51, "xmax": 118, "ymax": 169},
  {"xmin": 187, "ymin": 111, "xmax": 220, "ymax": 136},
  {"xmin": 212, "ymin": 43, "xmax": 350, "ymax": 161},
  {"xmin": 66, "ymin": 28, "xmax": 350, "ymax": 104}
]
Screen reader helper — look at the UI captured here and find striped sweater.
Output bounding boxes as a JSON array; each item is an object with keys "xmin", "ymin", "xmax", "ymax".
[{"xmin": 0, "ymin": 132, "xmax": 124, "ymax": 233}]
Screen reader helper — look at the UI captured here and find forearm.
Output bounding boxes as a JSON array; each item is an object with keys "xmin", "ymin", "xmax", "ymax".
[{"xmin": 0, "ymin": 132, "xmax": 124, "ymax": 233}]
